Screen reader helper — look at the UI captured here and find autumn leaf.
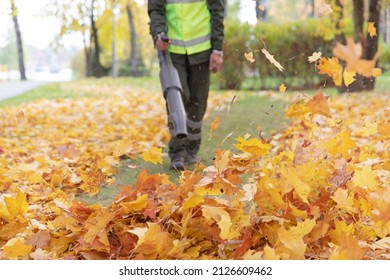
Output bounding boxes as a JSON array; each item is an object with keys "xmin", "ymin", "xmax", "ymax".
[
  {"xmin": 318, "ymin": 2, "xmax": 333, "ymax": 16},
  {"xmin": 333, "ymin": 38, "xmax": 379, "ymax": 77},
  {"xmin": 317, "ymin": 57, "xmax": 343, "ymax": 86},
  {"xmin": 209, "ymin": 116, "xmax": 220, "ymax": 140},
  {"xmin": 2, "ymin": 237, "xmax": 33, "ymax": 259},
  {"xmin": 277, "ymin": 219, "xmax": 316, "ymax": 259},
  {"xmin": 368, "ymin": 22, "xmax": 377, "ymax": 38},
  {"xmin": 279, "ymin": 83, "xmax": 287, "ymax": 93},
  {"xmin": 244, "ymin": 51, "xmax": 255, "ymax": 63},
  {"xmin": 234, "ymin": 136, "xmax": 272, "ymax": 157},
  {"xmin": 261, "ymin": 48, "xmax": 285, "ymax": 72},
  {"xmin": 258, "ymin": 4, "xmax": 265, "ymax": 11},
  {"xmin": 3, "ymin": 188, "xmax": 29, "ymax": 219},
  {"xmin": 352, "ymin": 166, "xmax": 379, "ymax": 190},
  {"xmin": 202, "ymin": 206, "xmax": 239, "ymax": 240},
  {"xmin": 323, "ymin": 131, "xmax": 357, "ymax": 159},
  {"xmin": 331, "ymin": 188, "xmax": 357, "ymax": 213},
  {"xmin": 306, "ymin": 91, "xmax": 331, "ymax": 117},
  {"xmin": 343, "ymin": 70, "xmax": 356, "ymax": 87},
  {"xmin": 141, "ymin": 147, "xmax": 163, "ymax": 164},
  {"xmin": 308, "ymin": 51, "xmax": 322, "ymax": 63}
]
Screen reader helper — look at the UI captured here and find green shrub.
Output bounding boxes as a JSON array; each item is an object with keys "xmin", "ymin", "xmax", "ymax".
[{"xmin": 221, "ymin": 19, "xmax": 336, "ymax": 90}]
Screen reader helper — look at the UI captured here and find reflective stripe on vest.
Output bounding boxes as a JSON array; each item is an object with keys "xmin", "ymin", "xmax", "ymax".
[{"xmin": 165, "ymin": 0, "xmax": 212, "ymax": 55}]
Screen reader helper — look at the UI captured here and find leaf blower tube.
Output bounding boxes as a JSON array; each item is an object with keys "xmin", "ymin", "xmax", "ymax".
[{"xmin": 157, "ymin": 34, "xmax": 187, "ymax": 139}]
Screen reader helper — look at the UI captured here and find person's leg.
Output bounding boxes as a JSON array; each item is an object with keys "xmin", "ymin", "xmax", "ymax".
[{"xmin": 186, "ymin": 61, "xmax": 210, "ymax": 162}]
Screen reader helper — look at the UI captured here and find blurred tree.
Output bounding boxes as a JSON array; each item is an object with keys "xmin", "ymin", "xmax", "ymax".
[
  {"xmin": 52, "ymin": 0, "xmax": 107, "ymax": 77},
  {"xmin": 255, "ymin": 0, "xmax": 268, "ymax": 21},
  {"xmin": 125, "ymin": 1, "xmax": 144, "ymax": 76},
  {"xmin": 349, "ymin": 0, "xmax": 383, "ymax": 91},
  {"xmin": 10, "ymin": 0, "xmax": 26, "ymax": 80}
]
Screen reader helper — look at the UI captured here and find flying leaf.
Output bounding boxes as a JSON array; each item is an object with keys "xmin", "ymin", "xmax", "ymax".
[
  {"xmin": 368, "ymin": 22, "xmax": 377, "ymax": 38},
  {"xmin": 234, "ymin": 136, "xmax": 271, "ymax": 157},
  {"xmin": 318, "ymin": 2, "xmax": 333, "ymax": 16},
  {"xmin": 209, "ymin": 116, "xmax": 220, "ymax": 140},
  {"xmin": 306, "ymin": 91, "xmax": 331, "ymax": 117},
  {"xmin": 141, "ymin": 147, "xmax": 163, "ymax": 164},
  {"xmin": 279, "ymin": 83, "xmax": 287, "ymax": 93},
  {"xmin": 244, "ymin": 51, "xmax": 255, "ymax": 63},
  {"xmin": 308, "ymin": 51, "xmax": 322, "ymax": 63},
  {"xmin": 333, "ymin": 38, "xmax": 379, "ymax": 77},
  {"xmin": 261, "ymin": 48, "xmax": 285, "ymax": 72},
  {"xmin": 317, "ymin": 57, "xmax": 343, "ymax": 86},
  {"xmin": 343, "ymin": 70, "xmax": 356, "ymax": 87}
]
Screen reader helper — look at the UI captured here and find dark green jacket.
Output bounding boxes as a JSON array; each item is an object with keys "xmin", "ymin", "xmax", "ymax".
[{"xmin": 148, "ymin": 0, "xmax": 225, "ymax": 64}]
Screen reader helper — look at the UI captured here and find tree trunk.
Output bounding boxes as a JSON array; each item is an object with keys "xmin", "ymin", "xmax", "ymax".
[
  {"xmin": 10, "ymin": 1, "xmax": 26, "ymax": 81},
  {"xmin": 90, "ymin": 0, "xmax": 105, "ymax": 78},
  {"xmin": 346, "ymin": 0, "xmax": 382, "ymax": 92},
  {"xmin": 255, "ymin": 0, "xmax": 267, "ymax": 21},
  {"xmin": 126, "ymin": 3, "xmax": 143, "ymax": 77}
]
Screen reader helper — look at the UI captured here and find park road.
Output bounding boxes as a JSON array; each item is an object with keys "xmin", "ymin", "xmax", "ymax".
[{"xmin": 0, "ymin": 81, "xmax": 46, "ymax": 101}]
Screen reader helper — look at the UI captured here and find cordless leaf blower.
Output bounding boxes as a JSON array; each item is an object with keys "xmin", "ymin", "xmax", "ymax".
[{"xmin": 157, "ymin": 34, "xmax": 187, "ymax": 139}]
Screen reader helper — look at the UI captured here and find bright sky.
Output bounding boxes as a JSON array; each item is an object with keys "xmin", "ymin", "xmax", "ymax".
[
  {"xmin": 0, "ymin": 0, "xmax": 61, "ymax": 49},
  {"xmin": 0, "ymin": 0, "xmax": 257, "ymax": 49}
]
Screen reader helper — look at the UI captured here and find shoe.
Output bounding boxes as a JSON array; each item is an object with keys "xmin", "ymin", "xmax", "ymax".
[
  {"xmin": 185, "ymin": 152, "xmax": 200, "ymax": 164},
  {"xmin": 169, "ymin": 155, "xmax": 185, "ymax": 171}
]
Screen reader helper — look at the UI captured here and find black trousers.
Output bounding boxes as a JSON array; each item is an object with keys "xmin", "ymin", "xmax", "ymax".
[{"xmin": 167, "ymin": 54, "xmax": 210, "ymax": 159}]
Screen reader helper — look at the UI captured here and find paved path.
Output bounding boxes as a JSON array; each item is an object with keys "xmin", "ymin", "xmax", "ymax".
[{"xmin": 0, "ymin": 81, "xmax": 47, "ymax": 101}]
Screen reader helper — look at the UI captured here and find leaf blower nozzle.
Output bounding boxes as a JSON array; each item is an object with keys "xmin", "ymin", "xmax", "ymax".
[{"xmin": 157, "ymin": 35, "xmax": 187, "ymax": 139}]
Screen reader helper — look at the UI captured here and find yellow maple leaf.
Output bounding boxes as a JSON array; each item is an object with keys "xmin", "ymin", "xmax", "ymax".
[
  {"xmin": 4, "ymin": 188, "xmax": 29, "ymax": 219},
  {"xmin": 120, "ymin": 194, "xmax": 148, "ymax": 215},
  {"xmin": 209, "ymin": 116, "xmax": 220, "ymax": 140},
  {"xmin": 368, "ymin": 22, "xmax": 377, "ymax": 38},
  {"xmin": 285, "ymin": 100, "xmax": 311, "ymax": 118},
  {"xmin": 2, "ymin": 237, "xmax": 33, "ymax": 259},
  {"xmin": 280, "ymin": 165, "xmax": 311, "ymax": 203},
  {"xmin": 141, "ymin": 147, "xmax": 163, "ymax": 164},
  {"xmin": 279, "ymin": 83, "xmax": 287, "ymax": 93},
  {"xmin": 306, "ymin": 91, "xmax": 331, "ymax": 117},
  {"xmin": 343, "ymin": 70, "xmax": 356, "ymax": 87},
  {"xmin": 202, "ymin": 206, "xmax": 239, "ymax": 240},
  {"xmin": 84, "ymin": 208, "xmax": 115, "ymax": 247},
  {"xmin": 263, "ymin": 244, "xmax": 280, "ymax": 260},
  {"xmin": 133, "ymin": 223, "xmax": 173, "ymax": 259},
  {"xmin": 324, "ymin": 132, "xmax": 357, "ymax": 159},
  {"xmin": 317, "ymin": 57, "xmax": 343, "ymax": 86},
  {"xmin": 277, "ymin": 219, "xmax": 316, "ymax": 259},
  {"xmin": 333, "ymin": 38, "xmax": 379, "ymax": 77},
  {"xmin": 261, "ymin": 48, "xmax": 285, "ymax": 72},
  {"xmin": 234, "ymin": 136, "xmax": 271, "ymax": 157},
  {"xmin": 244, "ymin": 51, "xmax": 255, "ymax": 63},
  {"xmin": 331, "ymin": 188, "xmax": 357, "ymax": 213},
  {"xmin": 308, "ymin": 51, "xmax": 322, "ymax": 63},
  {"xmin": 353, "ymin": 166, "xmax": 379, "ymax": 190}
]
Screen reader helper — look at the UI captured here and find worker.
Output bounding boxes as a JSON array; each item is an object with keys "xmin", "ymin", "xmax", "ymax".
[{"xmin": 148, "ymin": 0, "xmax": 225, "ymax": 170}]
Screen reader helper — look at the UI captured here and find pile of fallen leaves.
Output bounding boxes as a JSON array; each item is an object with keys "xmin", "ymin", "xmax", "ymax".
[{"xmin": 0, "ymin": 83, "xmax": 389, "ymax": 259}]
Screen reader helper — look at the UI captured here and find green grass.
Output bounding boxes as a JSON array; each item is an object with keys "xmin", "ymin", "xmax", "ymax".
[{"xmin": 0, "ymin": 76, "xmax": 160, "ymax": 107}]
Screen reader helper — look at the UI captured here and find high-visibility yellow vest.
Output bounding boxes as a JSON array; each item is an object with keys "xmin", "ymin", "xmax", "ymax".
[{"xmin": 166, "ymin": 0, "xmax": 212, "ymax": 55}]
